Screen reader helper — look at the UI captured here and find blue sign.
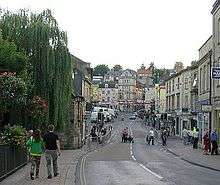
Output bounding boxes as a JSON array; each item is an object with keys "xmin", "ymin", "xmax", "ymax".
[{"xmin": 212, "ymin": 67, "xmax": 220, "ymax": 79}]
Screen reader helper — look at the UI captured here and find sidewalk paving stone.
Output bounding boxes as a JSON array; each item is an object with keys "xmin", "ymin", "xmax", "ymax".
[
  {"xmin": 0, "ymin": 149, "xmax": 85, "ymax": 185},
  {"xmin": 166, "ymin": 137, "xmax": 220, "ymax": 171}
]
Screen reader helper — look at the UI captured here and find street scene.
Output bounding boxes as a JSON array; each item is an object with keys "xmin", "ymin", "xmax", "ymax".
[{"xmin": 1, "ymin": 0, "xmax": 220, "ymax": 185}]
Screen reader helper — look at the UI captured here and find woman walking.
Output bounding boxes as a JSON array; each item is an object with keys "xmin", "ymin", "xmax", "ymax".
[
  {"xmin": 203, "ymin": 130, "xmax": 210, "ymax": 155},
  {"xmin": 27, "ymin": 129, "xmax": 44, "ymax": 180}
]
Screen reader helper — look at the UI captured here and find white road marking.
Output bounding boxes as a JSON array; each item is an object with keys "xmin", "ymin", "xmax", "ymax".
[
  {"xmin": 80, "ymin": 154, "xmax": 87, "ymax": 185},
  {"xmin": 129, "ymin": 126, "xmax": 164, "ymax": 180},
  {"xmin": 138, "ymin": 163, "xmax": 164, "ymax": 180}
]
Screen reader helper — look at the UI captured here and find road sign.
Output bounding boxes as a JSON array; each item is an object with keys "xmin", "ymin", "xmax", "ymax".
[{"xmin": 212, "ymin": 67, "xmax": 220, "ymax": 79}]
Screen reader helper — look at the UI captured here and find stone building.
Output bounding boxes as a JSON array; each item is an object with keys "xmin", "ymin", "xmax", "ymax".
[
  {"xmin": 67, "ymin": 55, "xmax": 92, "ymax": 149},
  {"xmin": 118, "ymin": 69, "xmax": 137, "ymax": 111},
  {"xmin": 98, "ymin": 82, "xmax": 118, "ymax": 109},
  {"xmin": 197, "ymin": 36, "xmax": 212, "ymax": 142},
  {"xmin": 211, "ymin": 0, "xmax": 220, "ymax": 144},
  {"xmin": 104, "ymin": 69, "xmax": 122, "ymax": 83}
]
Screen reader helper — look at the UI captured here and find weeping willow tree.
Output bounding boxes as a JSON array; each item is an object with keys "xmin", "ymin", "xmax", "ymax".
[{"xmin": 0, "ymin": 9, "xmax": 72, "ymax": 130}]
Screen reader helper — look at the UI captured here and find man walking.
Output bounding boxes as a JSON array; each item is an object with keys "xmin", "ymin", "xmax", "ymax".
[
  {"xmin": 210, "ymin": 129, "xmax": 218, "ymax": 155},
  {"xmin": 182, "ymin": 127, "xmax": 188, "ymax": 145},
  {"xmin": 148, "ymin": 128, "xmax": 155, "ymax": 145},
  {"xmin": 193, "ymin": 128, "xmax": 199, "ymax": 149},
  {"xmin": 161, "ymin": 129, "xmax": 167, "ymax": 146},
  {"xmin": 43, "ymin": 125, "xmax": 61, "ymax": 179}
]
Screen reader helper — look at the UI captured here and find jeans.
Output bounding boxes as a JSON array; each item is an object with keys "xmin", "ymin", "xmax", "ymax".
[
  {"xmin": 193, "ymin": 137, "xmax": 199, "ymax": 149},
  {"xmin": 183, "ymin": 136, "xmax": 188, "ymax": 145},
  {"xmin": 211, "ymin": 141, "xmax": 218, "ymax": 155},
  {"xmin": 45, "ymin": 150, "xmax": 58, "ymax": 176},
  {"xmin": 30, "ymin": 156, "xmax": 41, "ymax": 176},
  {"xmin": 148, "ymin": 136, "xmax": 154, "ymax": 145}
]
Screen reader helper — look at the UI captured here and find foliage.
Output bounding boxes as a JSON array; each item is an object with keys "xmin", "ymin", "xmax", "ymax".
[
  {"xmin": 93, "ymin": 64, "xmax": 110, "ymax": 77},
  {"xmin": 28, "ymin": 96, "xmax": 48, "ymax": 128},
  {"xmin": 1, "ymin": 125, "xmax": 27, "ymax": 148},
  {"xmin": 113, "ymin": 64, "xmax": 122, "ymax": 71},
  {"xmin": 153, "ymin": 68, "xmax": 170, "ymax": 84},
  {"xmin": 0, "ymin": 39, "xmax": 27, "ymax": 73},
  {"xmin": 0, "ymin": 9, "xmax": 72, "ymax": 130},
  {"xmin": 0, "ymin": 73, "xmax": 27, "ymax": 113}
]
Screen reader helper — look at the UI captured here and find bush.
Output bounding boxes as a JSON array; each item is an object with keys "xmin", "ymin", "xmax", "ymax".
[
  {"xmin": 0, "ymin": 74, "xmax": 27, "ymax": 113},
  {"xmin": 1, "ymin": 125, "xmax": 27, "ymax": 148}
]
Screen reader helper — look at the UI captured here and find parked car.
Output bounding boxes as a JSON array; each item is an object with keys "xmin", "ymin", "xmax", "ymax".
[{"xmin": 129, "ymin": 114, "xmax": 136, "ymax": 120}]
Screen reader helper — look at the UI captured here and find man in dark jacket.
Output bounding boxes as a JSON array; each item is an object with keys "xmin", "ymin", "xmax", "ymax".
[{"xmin": 43, "ymin": 125, "xmax": 61, "ymax": 179}]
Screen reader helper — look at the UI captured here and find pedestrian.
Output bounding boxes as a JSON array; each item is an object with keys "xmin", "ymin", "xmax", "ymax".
[
  {"xmin": 121, "ymin": 127, "xmax": 128, "ymax": 143},
  {"xmin": 26, "ymin": 129, "xmax": 44, "ymax": 180},
  {"xmin": 203, "ymin": 130, "xmax": 210, "ymax": 155},
  {"xmin": 28, "ymin": 129, "xmax": 33, "ymax": 141},
  {"xmin": 182, "ymin": 127, "xmax": 188, "ymax": 145},
  {"xmin": 210, "ymin": 129, "xmax": 218, "ymax": 155},
  {"xmin": 43, "ymin": 124, "xmax": 61, "ymax": 179},
  {"xmin": 193, "ymin": 128, "xmax": 199, "ymax": 149},
  {"xmin": 161, "ymin": 129, "xmax": 167, "ymax": 146},
  {"xmin": 148, "ymin": 128, "xmax": 155, "ymax": 145}
]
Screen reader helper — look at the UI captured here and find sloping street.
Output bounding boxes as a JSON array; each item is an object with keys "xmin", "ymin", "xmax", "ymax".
[{"xmin": 76, "ymin": 114, "xmax": 220, "ymax": 185}]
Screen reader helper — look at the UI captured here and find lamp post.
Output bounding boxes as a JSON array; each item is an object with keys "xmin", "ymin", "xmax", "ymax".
[{"xmin": 74, "ymin": 95, "xmax": 85, "ymax": 148}]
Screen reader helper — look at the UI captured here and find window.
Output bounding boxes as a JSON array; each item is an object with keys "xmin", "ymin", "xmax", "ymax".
[
  {"xmin": 218, "ymin": 18, "xmax": 220, "ymax": 43},
  {"xmin": 166, "ymin": 97, "xmax": 168, "ymax": 110},
  {"xmin": 200, "ymin": 68, "xmax": 202, "ymax": 94},
  {"xmin": 203, "ymin": 65, "xmax": 206, "ymax": 92},
  {"xmin": 185, "ymin": 78, "xmax": 188, "ymax": 90},
  {"xmin": 177, "ymin": 78, "xmax": 180, "ymax": 90},
  {"xmin": 176, "ymin": 93, "xmax": 180, "ymax": 109},
  {"xmin": 169, "ymin": 81, "xmax": 171, "ymax": 93},
  {"xmin": 185, "ymin": 95, "xmax": 188, "ymax": 107},
  {"xmin": 172, "ymin": 95, "xmax": 175, "ymax": 110},
  {"xmin": 206, "ymin": 64, "xmax": 209, "ymax": 91},
  {"xmin": 172, "ymin": 79, "xmax": 175, "ymax": 92}
]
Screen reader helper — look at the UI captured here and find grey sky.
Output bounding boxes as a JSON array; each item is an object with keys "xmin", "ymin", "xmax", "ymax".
[{"xmin": 0, "ymin": 0, "xmax": 216, "ymax": 70}]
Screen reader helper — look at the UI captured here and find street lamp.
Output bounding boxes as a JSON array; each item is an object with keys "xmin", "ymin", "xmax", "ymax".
[{"xmin": 73, "ymin": 95, "xmax": 85, "ymax": 148}]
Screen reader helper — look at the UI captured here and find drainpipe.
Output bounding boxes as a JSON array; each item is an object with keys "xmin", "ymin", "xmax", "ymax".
[{"xmin": 209, "ymin": 50, "xmax": 212, "ymax": 134}]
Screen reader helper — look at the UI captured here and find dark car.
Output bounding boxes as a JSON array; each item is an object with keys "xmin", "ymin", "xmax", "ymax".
[{"xmin": 129, "ymin": 115, "xmax": 136, "ymax": 120}]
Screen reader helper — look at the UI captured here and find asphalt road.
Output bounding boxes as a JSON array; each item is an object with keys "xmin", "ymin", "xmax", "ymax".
[{"xmin": 77, "ymin": 113, "xmax": 220, "ymax": 185}]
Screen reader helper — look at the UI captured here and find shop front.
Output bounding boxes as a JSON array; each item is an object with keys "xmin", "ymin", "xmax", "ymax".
[{"xmin": 213, "ymin": 107, "xmax": 220, "ymax": 146}]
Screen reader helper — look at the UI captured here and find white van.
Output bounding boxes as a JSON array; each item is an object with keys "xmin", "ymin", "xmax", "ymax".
[
  {"xmin": 92, "ymin": 107, "xmax": 111, "ymax": 122},
  {"xmin": 90, "ymin": 112, "xmax": 98, "ymax": 123}
]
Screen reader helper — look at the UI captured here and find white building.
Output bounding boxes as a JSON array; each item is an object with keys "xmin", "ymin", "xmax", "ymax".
[{"xmin": 99, "ymin": 82, "xmax": 118, "ymax": 109}]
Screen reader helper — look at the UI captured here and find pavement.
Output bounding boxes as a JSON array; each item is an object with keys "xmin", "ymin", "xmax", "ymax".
[
  {"xmin": 0, "ymin": 149, "xmax": 85, "ymax": 185},
  {"xmin": 0, "ymin": 128, "xmax": 113, "ymax": 185},
  {"xmin": 165, "ymin": 136, "xmax": 220, "ymax": 172}
]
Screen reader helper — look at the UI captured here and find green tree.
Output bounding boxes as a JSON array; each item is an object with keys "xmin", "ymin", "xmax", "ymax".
[
  {"xmin": 0, "ymin": 9, "xmax": 72, "ymax": 130},
  {"xmin": 153, "ymin": 68, "xmax": 170, "ymax": 84},
  {"xmin": 93, "ymin": 64, "xmax": 110, "ymax": 77},
  {"xmin": 113, "ymin": 64, "xmax": 122, "ymax": 71},
  {"xmin": 0, "ymin": 39, "xmax": 27, "ymax": 73}
]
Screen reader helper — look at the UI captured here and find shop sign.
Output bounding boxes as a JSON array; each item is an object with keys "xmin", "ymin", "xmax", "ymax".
[
  {"xmin": 201, "ymin": 105, "xmax": 212, "ymax": 112},
  {"xmin": 212, "ymin": 67, "xmax": 220, "ymax": 79}
]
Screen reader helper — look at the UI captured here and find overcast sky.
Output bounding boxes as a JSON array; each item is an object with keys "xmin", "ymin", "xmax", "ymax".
[{"xmin": 0, "ymin": 0, "xmax": 216, "ymax": 70}]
